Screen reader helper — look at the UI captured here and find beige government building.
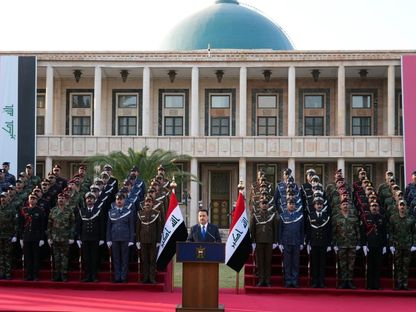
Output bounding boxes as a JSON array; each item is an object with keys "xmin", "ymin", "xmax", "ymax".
[{"xmin": 4, "ymin": 0, "xmax": 411, "ymax": 228}]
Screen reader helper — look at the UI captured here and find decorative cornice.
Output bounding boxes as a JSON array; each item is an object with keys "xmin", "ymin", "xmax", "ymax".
[{"xmin": 1, "ymin": 50, "xmax": 413, "ymax": 63}]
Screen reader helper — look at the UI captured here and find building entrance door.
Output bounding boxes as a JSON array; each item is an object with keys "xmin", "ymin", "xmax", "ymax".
[{"xmin": 209, "ymin": 171, "xmax": 231, "ymax": 229}]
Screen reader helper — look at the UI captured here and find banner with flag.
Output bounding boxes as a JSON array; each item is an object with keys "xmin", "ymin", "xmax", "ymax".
[
  {"xmin": 156, "ymin": 190, "xmax": 188, "ymax": 270},
  {"xmin": 225, "ymin": 192, "xmax": 252, "ymax": 272}
]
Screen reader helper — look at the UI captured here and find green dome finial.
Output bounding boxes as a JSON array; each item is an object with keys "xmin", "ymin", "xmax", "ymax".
[{"xmin": 215, "ymin": 0, "xmax": 239, "ymax": 4}]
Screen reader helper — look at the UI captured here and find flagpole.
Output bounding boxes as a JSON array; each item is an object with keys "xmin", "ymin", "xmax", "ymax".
[{"xmin": 235, "ymin": 180, "xmax": 245, "ymax": 295}]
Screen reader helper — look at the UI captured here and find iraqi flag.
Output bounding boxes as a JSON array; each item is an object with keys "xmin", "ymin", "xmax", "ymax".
[
  {"xmin": 156, "ymin": 190, "xmax": 188, "ymax": 270},
  {"xmin": 225, "ymin": 192, "xmax": 252, "ymax": 272}
]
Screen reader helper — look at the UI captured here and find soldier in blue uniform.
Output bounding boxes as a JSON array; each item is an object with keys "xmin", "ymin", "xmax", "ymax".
[
  {"xmin": 279, "ymin": 198, "xmax": 304, "ymax": 287},
  {"xmin": 106, "ymin": 193, "xmax": 135, "ymax": 283},
  {"xmin": 404, "ymin": 171, "xmax": 416, "ymax": 207}
]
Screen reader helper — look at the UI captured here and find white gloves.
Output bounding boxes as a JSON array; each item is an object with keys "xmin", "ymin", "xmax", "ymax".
[
  {"xmin": 307, "ymin": 244, "xmax": 311, "ymax": 254},
  {"xmin": 333, "ymin": 246, "xmax": 339, "ymax": 254},
  {"xmin": 128, "ymin": 242, "xmax": 134, "ymax": 247},
  {"xmin": 77, "ymin": 240, "xmax": 82, "ymax": 248},
  {"xmin": 326, "ymin": 246, "xmax": 332, "ymax": 252},
  {"xmin": 107, "ymin": 241, "xmax": 112, "ymax": 248},
  {"xmin": 411, "ymin": 246, "xmax": 416, "ymax": 252},
  {"xmin": 99, "ymin": 240, "xmax": 104, "ymax": 246},
  {"xmin": 156, "ymin": 243, "xmax": 160, "ymax": 248},
  {"xmin": 20, "ymin": 239, "xmax": 23, "ymax": 248},
  {"xmin": 300, "ymin": 244, "xmax": 304, "ymax": 251},
  {"xmin": 68, "ymin": 239, "xmax": 74, "ymax": 245},
  {"xmin": 390, "ymin": 246, "xmax": 396, "ymax": 254},
  {"xmin": 272, "ymin": 243, "xmax": 278, "ymax": 250},
  {"xmin": 251, "ymin": 243, "xmax": 256, "ymax": 251},
  {"xmin": 382, "ymin": 247, "xmax": 386, "ymax": 255},
  {"xmin": 355, "ymin": 245, "xmax": 361, "ymax": 251},
  {"xmin": 136, "ymin": 242, "xmax": 141, "ymax": 250},
  {"xmin": 39, "ymin": 240, "xmax": 45, "ymax": 247},
  {"xmin": 47, "ymin": 239, "xmax": 53, "ymax": 247},
  {"xmin": 278, "ymin": 244, "xmax": 284, "ymax": 253},
  {"xmin": 11, "ymin": 237, "xmax": 17, "ymax": 243},
  {"xmin": 363, "ymin": 246, "xmax": 369, "ymax": 256}
]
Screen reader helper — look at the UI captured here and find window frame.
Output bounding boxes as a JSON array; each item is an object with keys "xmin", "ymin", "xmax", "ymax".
[
  {"xmin": 257, "ymin": 95, "xmax": 277, "ymax": 109},
  {"xmin": 257, "ymin": 116, "xmax": 277, "ymax": 136},
  {"xmin": 352, "ymin": 116, "xmax": 371, "ymax": 136},
  {"xmin": 210, "ymin": 117, "xmax": 230, "ymax": 136},
  {"xmin": 210, "ymin": 94, "xmax": 230, "ymax": 109},
  {"xmin": 304, "ymin": 116, "xmax": 324, "ymax": 136},
  {"xmin": 304, "ymin": 94, "xmax": 324, "ymax": 109},
  {"xmin": 351, "ymin": 94, "xmax": 372, "ymax": 109},
  {"xmin": 72, "ymin": 116, "xmax": 91, "ymax": 136},
  {"xmin": 164, "ymin": 116, "xmax": 184, "ymax": 136},
  {"xmin": 164, "ymin": 94, "xmax": 185, "ymax": 109}
]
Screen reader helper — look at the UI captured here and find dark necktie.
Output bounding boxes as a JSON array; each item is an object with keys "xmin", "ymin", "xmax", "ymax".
[
  {"xmin": 202, "ymin": 225, "xmax": 206, "ymax": 239},
  {"xmin": 318, "ymin": 212, "xmax": 321, "ymax": 218}
]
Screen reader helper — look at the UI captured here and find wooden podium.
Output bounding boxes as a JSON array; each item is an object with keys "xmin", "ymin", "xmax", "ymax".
[{"xmin": 176, "ymin": 242, "xmax": 225, "ymax": 312}]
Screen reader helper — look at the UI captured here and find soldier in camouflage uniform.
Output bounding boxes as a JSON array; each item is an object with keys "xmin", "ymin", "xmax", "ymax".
[
  {"xmin": 389, "ymin": 199, "xmax": 416, "ymax": 290},
  {"xmin": 405, "ymin": 171, "xmax": 416, "ymax": 206},
  {"xmin": 0, "ymin": 192, "xmax": 17, "ymax": 279},
  {"xmin": 332, "ymin": 198, "xmax": 360, "ymax": 289},
  {"xmin": 377, "ymin": 170, "xmax": 394, "ymax": 208},
  {"xmin": 47, "ymin": 193, "xmax": 75, "ymax": 281},
  {"xmin": 136, "ymin": 196, "xmax": 161, "ymax": 284}
]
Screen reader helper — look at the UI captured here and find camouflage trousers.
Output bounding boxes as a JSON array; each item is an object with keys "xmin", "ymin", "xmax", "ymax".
[
  {"xmin": 394, "ymin": 248, "xmax": 411, "ymax": 287},
  {"xmin": 0, "ymin": 238, "xmax": 12, "ymax": 277},
  {"xmin": 52, "ymin": 241, "xmax": 70, "ymax": 278},
  {"xmin": 338, "ymin": 248, "xmax": 356, "ymax": 281}
]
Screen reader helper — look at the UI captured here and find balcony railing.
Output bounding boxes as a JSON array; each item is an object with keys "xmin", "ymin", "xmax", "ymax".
[{"xmin": 37, "ymin": 136, "xmax": 404, "ymax": 159}]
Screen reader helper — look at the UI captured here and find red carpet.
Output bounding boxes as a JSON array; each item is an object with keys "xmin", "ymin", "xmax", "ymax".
[{"xmin": 0, "ymin": 286, "xmax": 416, "ymax": 312}]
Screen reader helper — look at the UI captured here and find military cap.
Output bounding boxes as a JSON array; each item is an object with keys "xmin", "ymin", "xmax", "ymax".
[
  {"xmin": 155, "ymin": 174, "xmax": 164, "ymax": 180},
  {"xmin": 369, "ymin": 201, "xmax": 379, "ymax": 207},
  {"xmin": 33, "ymin": 186, "xmax": 42, "ymax": 192},
  {"xmin": 48, "ymin": 172, "xmax": 56, "ymax": 178},
  {"xmin": 131, "ymin": 166, "xmax": 139, "ymax": 172},
  {"xmin": 283, "ymin": 168, "xmax": 292, "ymax": 176},
  {"xmin": 28, "ymin": 193, "xmax": 38, "ymax": 199},
  {"xmin": 2, "ymin": 162, "xmax": 10, "ymax": 166},
  {"xmin": 53, "ymin": 164, "xmax": 61, "ymax": 169},
  {"xmin": 18, "ymin": 172, "xmax": 26, "ymax": 177},
  {"xmin": 8, "ymin": 185, "xmax": 16, "ymax": 190},
  {"xmin": 392, "ymin": 184, "xmax": 400, "ymax": 190},
  {"xmin": 103, "ymin": 164, "xmax": 113, "ymax": 170},
  {"xmin": 336, "ymin": 176, "xmax": 345, "ymax": 183},
  {"xmin": 94, "ymin": 177, "xmax": 104, "ymax": 184},
  {"xmin": 398, "ymin": 199, "xmax": 406, "ymax": 206},
  {"xmin": 386, "ymin": 170, "xmax": 394, "ymax": 175},
  {"xmin": 115, "ymin": 193, "xmax": 125, "ymax": 200},
  {"xmin": 336, "ymin": 169, "xmax": 343, "ymax": 174},
  {"xmin": 100, "ymin": 171, "xmax": 110, "ymax": 178},
  {"xmin": 119, "ymin": 187, "xmax": 129, "ymax": 194},
  {"xmin": 306, "ymin": 168, "xmax": 316, "ymax": 175},
  {"xmin": 313, "ymin": 197, "xmax": 324, "ymax": 204},
  {"xmin": 313, "ymin": 190, "xmax": 324, "ymax": 197},
  {"xmin": 123, "ymin": 179, "xmax": 132, "ymax": 186},
  {"xmin": 25, "ymin": 164, "xmax": 33, "ymax": 169},
  {"xmin": 368, "ymin": 192, "xmax": 377, "ymax": 198},
  {"xmin": 15, "ymin": 179, "xmax": 22, "ymax": 184},
  {"xmin": 157, "ymin": 164, "xmax": 166, "ymax": 171},
  {"xmin": 57, "ymin": 193, "xmax": 66, "ymax": 198},
  {"xmin": 79, "ymin": 163, "xmax": 87, "ymax": 170},
  {"xmin": 68, "ymin": 178, "xmax": 80, "ymax": 185},
  {"xmin": 85, "ymin": 192, "xmax": 96, "ymax": 199},
  {"xmin": 90, "ymin": 185, "xmax": 100, "ymax": 191},
  {"xmin": 287, "ymin": 198, "xmax": 295, "ymax": 204},
  {"xmin": 389, "ymin": 177, "xmax": 396, "ymax": 183},
  {"xmin": 147, "ymin": 187, "xmax": 156, "ymax": 193},
  {"xmin": 311, "ymin": 175, "xmax": 320, "ymax": 182},
  {"xmin": 396, "ymin": 190, "xmax": 403, "ymax": 196},
  {"xmin": 0, "ymin": 192, "xmax": 7, "ymax": 197},
  {"xmin": 340, "ymin": 197, "xmax": 349, "ymax": 205}
]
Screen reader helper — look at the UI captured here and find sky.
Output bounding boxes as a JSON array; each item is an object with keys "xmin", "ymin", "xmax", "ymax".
[{"xmin": 0, "ymin": 0, "xmax": 415, "ymax": 51}]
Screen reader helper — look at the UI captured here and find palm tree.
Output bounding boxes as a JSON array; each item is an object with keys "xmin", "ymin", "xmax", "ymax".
[{"xmin": 85, "ymin": 147, "xmax": 196, "ymax": 188}]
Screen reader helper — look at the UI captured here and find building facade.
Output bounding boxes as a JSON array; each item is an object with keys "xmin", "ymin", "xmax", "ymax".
[{"xmin": 2, "ymin": 1, "xmax": 411, "ymax": 229}]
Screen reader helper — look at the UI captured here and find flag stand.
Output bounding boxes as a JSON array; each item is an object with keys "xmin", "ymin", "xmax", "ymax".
[{"xmin": 235, "ymin": 271, "xmax": 240, "ymax": 294}]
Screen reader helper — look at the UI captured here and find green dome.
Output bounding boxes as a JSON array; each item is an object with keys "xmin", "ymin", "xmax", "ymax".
[{"xmin": 160, "ymin": 0, "xmax": 294, "ymax": 51}]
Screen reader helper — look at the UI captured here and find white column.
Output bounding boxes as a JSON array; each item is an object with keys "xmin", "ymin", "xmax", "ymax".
[
  {"xmin": 387, "ymin": 65, "xmax": 395, "ymax": 136},
  {"xmin": 142, "ymin": 67, "xmax": 151, "ymax": 136},
  {"xmin": 288, "ymin": 158, "xmax": 295, "ymax": 179},
  {"xmin": 93, "ymin": 66, "xmax": 102, "ymax": 136},
  {"xmin": 45, "ymin": 157, "xmax": 53, "ymax": 176},
  {"xmin": 189, "ymin": 158, "xmax": 199, "ymax": 227},
  {"xmin": 45, "ymin": 66, "xmax": 54, "ymax": 135},
  {"xmin": 337, "ymin": 65, "xmax": 346, "ymax": 136},
  {"xmin": 191, "ymin": 66, "xmax": 199, "ymax": 137},
  {"xmin": 288, "ymin": 66, "xmax": 296, "ymax": 137},
  {"xmin": 388, "ymin": 157, "xmax": 395, "ymax": 173},
  {"xmin": 239, "ymin": 67, "xmax": 247, "ymax": 136},
  {"xmin": 239, "ymin": 157, "xmax": 247, "ymax": 189},
  {"xmin": 337, "ymin": 158, "xmax": 345, "ymax": 173}
]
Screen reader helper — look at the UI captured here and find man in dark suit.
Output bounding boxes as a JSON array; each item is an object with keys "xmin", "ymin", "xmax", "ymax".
[{"xmin": 187, "ymin": 209, "xmax": 221, "ymax": 243}]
